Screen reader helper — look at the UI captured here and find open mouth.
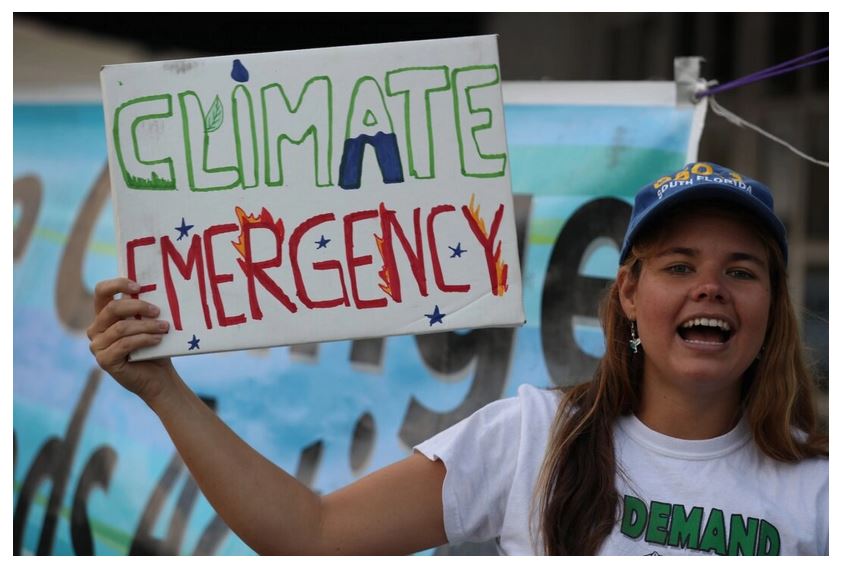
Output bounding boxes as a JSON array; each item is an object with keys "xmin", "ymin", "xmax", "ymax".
[{"xmin": 677, "ymin": 318, "xmax": 733, "ymax": 345}]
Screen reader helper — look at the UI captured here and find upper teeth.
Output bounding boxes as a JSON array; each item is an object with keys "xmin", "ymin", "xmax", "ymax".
[{"xmin": 682, "ymin": 318, "xmax": 731, "ymax": 331}]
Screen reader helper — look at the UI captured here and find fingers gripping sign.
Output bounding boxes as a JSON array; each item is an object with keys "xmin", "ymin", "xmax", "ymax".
[{"xmin": 88, "ymin": 278, "xmax": 175, "ymax": 403}]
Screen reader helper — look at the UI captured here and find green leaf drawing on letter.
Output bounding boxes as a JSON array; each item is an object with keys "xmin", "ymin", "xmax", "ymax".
[{"xmin": 205, "ymin": 96, "xmax": 224, "ymax": 133}]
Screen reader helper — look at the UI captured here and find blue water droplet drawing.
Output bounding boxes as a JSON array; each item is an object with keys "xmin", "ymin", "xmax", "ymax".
[{"xmin": 231, "ymin": 59, "xmax": 249, "ymax": 82}]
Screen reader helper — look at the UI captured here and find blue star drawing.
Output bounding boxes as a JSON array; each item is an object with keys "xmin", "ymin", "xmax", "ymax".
[
  {"xmin": 187, "ymin": 334, "xmax": 200, "ymax": 350},
  {"xmin": 315, "ymin": 235, "xmax": 331, "ymax": 249},
  {"xmin": 425, "ymin": 305, "xmax": 446, "ymax": 326},
  {"xmin": 449, "ymin": 242, "xmax": 467, "ymax": 258},
  {"xmin": 175, "ymin": 217, "xmax": 194, "ymax": 241}
]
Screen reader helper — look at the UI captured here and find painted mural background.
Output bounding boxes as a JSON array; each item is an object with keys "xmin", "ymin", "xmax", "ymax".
[{"xmin": 13, "ymin": 85, "xmax": 702, "ymax": 555}]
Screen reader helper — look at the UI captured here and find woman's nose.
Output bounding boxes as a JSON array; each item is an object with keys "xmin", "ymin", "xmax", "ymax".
[{"xmin": 690, "ymin": 273, "xmax": 730, "ymax": 303}]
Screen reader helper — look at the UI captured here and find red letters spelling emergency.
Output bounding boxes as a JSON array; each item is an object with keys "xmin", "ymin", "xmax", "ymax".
[{"xmin": 126, "ymin": 200, "xmax": 509, "ymax": 330}]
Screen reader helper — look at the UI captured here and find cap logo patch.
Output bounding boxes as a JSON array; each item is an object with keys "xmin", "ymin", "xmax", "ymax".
[{"xmin": 651, "ymin": 162, "xmax": 748, "ymax": 199}]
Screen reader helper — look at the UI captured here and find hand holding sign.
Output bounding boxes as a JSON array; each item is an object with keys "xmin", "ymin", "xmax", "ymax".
[
  {"xmin": 88, "ymin": 37, "xmax": 519, "ymax": 553},
  {"xmin": 87, "ymin": 277, "xmax": 177, "ymax": 405}
]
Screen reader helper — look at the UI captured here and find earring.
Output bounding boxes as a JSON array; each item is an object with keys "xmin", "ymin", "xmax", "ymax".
[{"xmin": 629, "ymin": 321, "xmax": 641, "ymax": 354}]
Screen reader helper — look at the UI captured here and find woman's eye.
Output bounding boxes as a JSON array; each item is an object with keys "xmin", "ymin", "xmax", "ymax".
[
  {"xmin": 667, "ymin": 264, "xmax": 692, "ymax": 274},
  {"xmin": 728, "ymin": 269, "xmax": 755, "ymax": 280}
]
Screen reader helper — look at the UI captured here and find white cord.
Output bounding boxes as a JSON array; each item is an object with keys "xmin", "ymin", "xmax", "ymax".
[{"xmin": 708, "ymin": 96, "xmax": 829, "ymax": 168}]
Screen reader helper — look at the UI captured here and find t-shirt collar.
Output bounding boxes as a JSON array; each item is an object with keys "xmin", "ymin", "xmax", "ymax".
[{"xmin": 617, "ymin": 412, "xmax": 752, "ymax": 460}]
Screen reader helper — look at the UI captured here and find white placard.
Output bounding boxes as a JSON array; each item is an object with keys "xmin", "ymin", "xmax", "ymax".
[{"xmin": 101, "ymin": 35, "xmax": 524, "ymax": 360}]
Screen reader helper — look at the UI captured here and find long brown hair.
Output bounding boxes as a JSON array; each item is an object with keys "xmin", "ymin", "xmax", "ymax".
[{"xmin": 534, "ymin": 204, "xmax": 828, "ymax": 555}]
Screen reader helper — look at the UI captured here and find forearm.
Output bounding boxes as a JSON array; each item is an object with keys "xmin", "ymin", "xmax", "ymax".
[
  {"xmin": 147, "ymin": 372, "xmax": 324, "ymax": 555},
  {"xmin": 90, "ymin": 279, "xmax": 447, "ymax": 555}
]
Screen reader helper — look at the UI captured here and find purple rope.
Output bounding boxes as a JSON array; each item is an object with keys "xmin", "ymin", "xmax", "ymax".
[
  {"xmin": 730, "ymin": 46, "xmax": 828, "ymax": 83},
  {"xmin": 702, "ymin": 57, "xmax": 829, "ymax": 94},
  {"xmin": 695, "ymin": 47, "xmax": 829, "ymax": 99}
]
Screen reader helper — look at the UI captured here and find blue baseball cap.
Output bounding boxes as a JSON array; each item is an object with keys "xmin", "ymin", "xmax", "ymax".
[{"xmin": 619, "ymin": 162, "xmax": 788, "ymax": 265}]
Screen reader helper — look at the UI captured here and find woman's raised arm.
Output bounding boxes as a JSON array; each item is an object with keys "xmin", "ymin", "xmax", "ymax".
[{"xmin": 88, "ymin": 278, "xmax": 448, "ymax": 555}]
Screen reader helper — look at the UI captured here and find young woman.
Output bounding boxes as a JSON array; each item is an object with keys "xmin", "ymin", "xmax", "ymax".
[{"xmin": 88, "ymin": 162, "xmax": 828, "ymax": 555}]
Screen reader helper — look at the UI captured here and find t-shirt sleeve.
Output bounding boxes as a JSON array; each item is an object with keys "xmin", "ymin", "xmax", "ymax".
[
  {"xmin": 414, "ymin": 394, "xmax": 523, "ymax": 545},
  {"xmin": 816, "ymin": 461, "xmax": 829, "ymax": 555}
]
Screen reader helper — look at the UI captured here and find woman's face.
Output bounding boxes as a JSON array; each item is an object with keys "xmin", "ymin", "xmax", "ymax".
[{"xmin": 619, "ymin": 211, "xmax": 772, "ymax": 399}]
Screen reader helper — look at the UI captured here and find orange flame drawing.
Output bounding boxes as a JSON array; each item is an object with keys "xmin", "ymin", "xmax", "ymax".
[
  {"xmin": 231, "ymin": 206, "xmax": 279, "ymax": 258},
  {"xmin": 494, "ymin": 243, "xmax": 508, "ymax": 296},
  {"xmin": 467, "ymin": 194, "xmax": 509, "ymax": 296},
  {"xmin": 374, "ymin": 233, "xmax": 397, "ymax": 301},
  {"xmin": 466, "ymin": 194, "xmax": 488, "ymax": 236}
]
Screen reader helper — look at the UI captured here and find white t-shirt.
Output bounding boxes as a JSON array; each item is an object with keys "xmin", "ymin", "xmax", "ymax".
[{"xmin": 414, "ymin": 384, "xmax": 828, "ymax": 556}]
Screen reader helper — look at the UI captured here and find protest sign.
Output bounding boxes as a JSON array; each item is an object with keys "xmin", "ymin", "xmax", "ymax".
[{"xmin": 100, "ymin": 36, "xmax": 524, "ymax": 359}]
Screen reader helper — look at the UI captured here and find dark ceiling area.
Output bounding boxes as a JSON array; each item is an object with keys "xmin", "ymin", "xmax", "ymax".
[{"xmin": 23, "ymin": 13, "xmax": 486, "ymax": 55}]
